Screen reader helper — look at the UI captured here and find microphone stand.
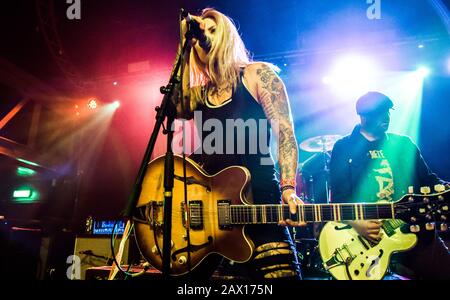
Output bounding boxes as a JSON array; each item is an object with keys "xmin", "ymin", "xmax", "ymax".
[{"xmin": 124, "ymin": 13, "xmax": 190, "ymax": 279}]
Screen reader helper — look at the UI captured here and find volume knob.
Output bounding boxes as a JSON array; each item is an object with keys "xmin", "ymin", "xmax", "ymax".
[{"xmin": 178, "ymin": 256, "xmax": 187, "ymax": 265}]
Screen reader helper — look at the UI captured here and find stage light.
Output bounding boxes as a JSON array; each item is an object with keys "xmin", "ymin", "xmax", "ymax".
[
  {"xmin": 13, "ymin": 190, "xmax": 32, "ymax": 198},
  {"xmin": 88, "ymin": 98, "xmax": 98, "ymax": 110},
  {"xmin": 12, "ymin": 188, "xmax": 39, "ymax": 203},
  {"xmin": 321, "ymin": 76, "xmax": 331, "ymax": 85},
  {"xmin": 324, "ymin": 55, "xmax": 379, "ymax": 98},
  {"xmin": 417, "ymin": 66, "xmax": 430, "ymax": 78},
  {"xmin": 113, "ymin": 81, "xmax": 118, "ymax": 86},
  {"xmin": 13, "ymin": 189, "xmax": 31, "ymax": 198},
  {"xmin": 17, "ymin": 167, "xmax": 36, "ymax": 177},
  {"xmin": 112, "ymin": 100, "xmax": 121, "ymax": 109},
  {"xmin": 17, "ymin": 158, "xmax": 40, "ymax": 167},
  {"xmin": 418, "ymin": 44, "xmax": 424, "ymax": 49}
]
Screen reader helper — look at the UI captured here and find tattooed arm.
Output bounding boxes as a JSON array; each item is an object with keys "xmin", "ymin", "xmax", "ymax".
[{"xmin": 244, "ymin": 63, "xmax": 304, "ymax": 226}]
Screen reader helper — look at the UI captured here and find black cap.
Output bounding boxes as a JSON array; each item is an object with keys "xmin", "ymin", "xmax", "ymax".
[{"xmin": 356, "ymin": 92, "xmax": 394, "ymax": 116}]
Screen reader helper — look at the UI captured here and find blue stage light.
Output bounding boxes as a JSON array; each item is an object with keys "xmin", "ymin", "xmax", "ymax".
[{"xmin": 416, "ymin": 66, "xmax": 430, "ymax": 78}]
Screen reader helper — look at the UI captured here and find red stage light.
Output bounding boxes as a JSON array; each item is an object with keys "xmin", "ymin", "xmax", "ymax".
[
  {"xmin": 112, "ymin": 100, "xmax": 120, "ymax": 109},
  {"xmin": 88, "ymin": 99, "xmax": 98, "ymax": 109}
]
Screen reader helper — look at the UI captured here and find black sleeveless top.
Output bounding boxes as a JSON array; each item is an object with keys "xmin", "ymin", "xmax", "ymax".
[{"xmin": 192, "ymin": 72, "xmax": 281, "ymax": 204}]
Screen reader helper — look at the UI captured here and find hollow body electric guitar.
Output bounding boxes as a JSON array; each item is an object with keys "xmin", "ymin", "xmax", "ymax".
[
  {"xmin": 132, "ymin": 155, "xmax": 449, "ymax": 276},
  {"xmin": 318, "ymin": 220, "xmax": 416, "ymax": 280}
]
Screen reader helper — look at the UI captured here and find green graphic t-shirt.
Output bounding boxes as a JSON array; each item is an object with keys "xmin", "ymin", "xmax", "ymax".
[
  {"xmin": 354, "ymin": 141, "xmax": 397, "ymax": 204},
  {"xmin": 369, "ymin": 149, "xmax": 395, "ymax": 202}
]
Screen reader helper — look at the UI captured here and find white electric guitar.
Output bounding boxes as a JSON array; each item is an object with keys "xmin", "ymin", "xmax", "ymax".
[{"xmin": 318, "ymin": 186, "xmax": 449, "ymax": 280}]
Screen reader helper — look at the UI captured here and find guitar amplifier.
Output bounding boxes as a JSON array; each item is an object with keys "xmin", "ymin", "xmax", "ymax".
[
  {"xmin": 72, "ymin": 235, "xmax": 131, "ymax": 280},
  {"xmin": 85, "ymin": 265, "xmax": 162, "ymax": 280}
]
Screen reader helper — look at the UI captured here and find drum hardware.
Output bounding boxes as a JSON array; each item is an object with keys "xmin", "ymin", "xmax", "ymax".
[
  {"xmin": 298, "ymin": 135, "xmax": 341, "ymax": 204},
  {"xmin": 294, "ymin": 135, "xmax": 341, "ymax": 278}
]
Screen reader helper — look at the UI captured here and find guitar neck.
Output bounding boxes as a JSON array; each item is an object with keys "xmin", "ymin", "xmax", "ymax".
[{"xmin": 224, "ymin": 203, "xmax": 395, "ymax": 225}]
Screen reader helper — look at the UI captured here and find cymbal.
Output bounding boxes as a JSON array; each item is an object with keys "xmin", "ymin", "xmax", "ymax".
[{"xmin": 299, "ymin": 135, "xmax": 341, "ymax": 153}]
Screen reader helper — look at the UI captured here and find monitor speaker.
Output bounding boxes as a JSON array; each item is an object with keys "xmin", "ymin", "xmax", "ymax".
[{"xmin": 71, "ymin": 235, "xmax": 129, "ymax": 280}]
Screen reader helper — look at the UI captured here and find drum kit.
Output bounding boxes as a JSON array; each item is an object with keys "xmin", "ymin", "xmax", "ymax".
[
  {"xmin": 293, "ymin": 134, "xmax": 341, "ymax": 279},
  {"xmin": 296, "ymin": 134, "xmax": 340, "ymax": 204}
]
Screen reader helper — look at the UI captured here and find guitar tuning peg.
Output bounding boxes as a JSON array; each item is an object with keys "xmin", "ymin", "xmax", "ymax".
[
  {"xmin": 425, "ymin": 223, "xmax": 435, "ymax": 231},
  {"xmin": 420, "ymin": 186, "xmax": 431, "ymax": 194},
  {"xmin": 434, "ymin": 184, "xmax": 445, "ymax": 193},
  {"xmin": 410, "ymin": 225, "xmax": 420, "ymax": 233},
  {"xmin": 441, "ymin": 215, "xmax": 447, "ymax": 221},
  {"xmin": 440, "ymin": 223, "xmax": 448, "ymax": 232},
  {"xmin": 408, "ymin": 186, "xmax": 414, "ymax": 194}
]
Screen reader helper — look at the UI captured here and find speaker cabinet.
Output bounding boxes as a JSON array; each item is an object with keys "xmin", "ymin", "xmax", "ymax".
[
  {"xmin": 0, "ymin": 225, "xmax": 42, "ymax": 279},
  {"xmin": 72, "ymin": 235, "xmax": 129, "ymax": 280}
]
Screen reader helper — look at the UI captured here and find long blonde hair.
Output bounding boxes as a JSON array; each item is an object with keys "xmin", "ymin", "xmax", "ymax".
[{"xmin": 190, "ymin": 8, "xmax": 251, "ymax": 100}]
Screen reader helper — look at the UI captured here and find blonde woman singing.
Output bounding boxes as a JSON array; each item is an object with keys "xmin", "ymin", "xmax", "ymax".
[{"xmin": 173, "ymin": 8, "xmax": 304, "ymax": 280}]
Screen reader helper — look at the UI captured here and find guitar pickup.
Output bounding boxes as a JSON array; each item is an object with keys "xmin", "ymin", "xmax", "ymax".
[
  {"xmin": 181, "ymin": 201, "xmax": 203, "ymax": 230},
  {"xmin": 217, "ymin": 200, "xmax": 232, "ymax": 230}
]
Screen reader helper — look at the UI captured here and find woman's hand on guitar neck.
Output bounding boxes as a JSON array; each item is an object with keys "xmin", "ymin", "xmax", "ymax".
[
  {"xmin": 349, "ymin": 220, "xmax": 383, "ymax": 244},
  {"xmin": 279, "ymin": 188, "xmax": 307, "ymax": 227}
]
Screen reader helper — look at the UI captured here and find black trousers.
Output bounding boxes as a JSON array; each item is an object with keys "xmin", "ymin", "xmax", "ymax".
[
  {"xmin": 242, "ymin": 224, "xmax": 302, "ymax": 280},
  {"xmin": 391, "ymin": 232, "xmax": 450, "ymax": 280}
]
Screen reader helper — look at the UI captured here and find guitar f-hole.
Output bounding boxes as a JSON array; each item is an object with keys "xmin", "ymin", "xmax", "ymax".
[{"xmin": 171, "ymin": 236, "xmax": 213, "ymax": 261}]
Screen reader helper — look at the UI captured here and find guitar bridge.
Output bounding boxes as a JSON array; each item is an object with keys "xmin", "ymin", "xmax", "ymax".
[
  {"xmin": 323, "ymin": 244, "xmax": 355, "ymax": 270},
  {"xmin": 132, "ymin": 201, "xmax": 163, "ymax": 228}
]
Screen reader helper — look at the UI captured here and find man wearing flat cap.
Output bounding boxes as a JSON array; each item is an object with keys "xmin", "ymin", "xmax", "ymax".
[{"xmin": 329, "ymin": 91, "xmax": 450, "ymax": 279}]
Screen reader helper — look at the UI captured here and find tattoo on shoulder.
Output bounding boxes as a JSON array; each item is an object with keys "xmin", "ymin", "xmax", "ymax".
[{"xmin": 256, "ymin": 65, "xmax": 290, "ymax": 118}]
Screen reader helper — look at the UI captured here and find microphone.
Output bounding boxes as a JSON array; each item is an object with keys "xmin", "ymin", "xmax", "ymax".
[{"xmin": 180, "ymin": 9, "xmax": 211, "ymax": 51}]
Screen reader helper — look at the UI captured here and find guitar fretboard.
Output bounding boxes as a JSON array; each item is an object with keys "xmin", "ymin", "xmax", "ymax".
[{"xmin": 221, "ymin": 203, "xmax": 395, "ymax": 225}]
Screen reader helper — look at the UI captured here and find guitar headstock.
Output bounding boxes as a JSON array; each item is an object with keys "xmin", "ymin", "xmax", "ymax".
[{"xmin": 394, "ymin": 184, "xmax": 449, "ymax": 232}]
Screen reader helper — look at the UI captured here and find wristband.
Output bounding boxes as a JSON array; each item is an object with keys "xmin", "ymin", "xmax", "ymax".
[{"xmin": 281, "ymin": 185, "xmax": 296, "ymax": 192}]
